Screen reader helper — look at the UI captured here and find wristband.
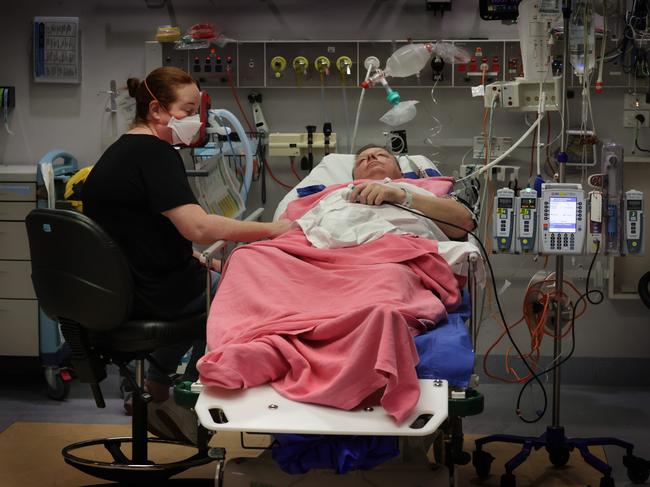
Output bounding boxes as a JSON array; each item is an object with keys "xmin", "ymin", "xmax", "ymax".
[{"xmin": 401, "ymin": 187, "xmax": 413, "ymax": 208}]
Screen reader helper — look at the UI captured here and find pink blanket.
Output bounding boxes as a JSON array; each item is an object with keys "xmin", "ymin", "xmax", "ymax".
[{"xmin": 197, "ymin": 177, "xmax": 461, "ymax": 424}]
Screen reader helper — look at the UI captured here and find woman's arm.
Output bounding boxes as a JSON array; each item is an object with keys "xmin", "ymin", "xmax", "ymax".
[
  {"xmin": 348, "ymin": 182, "xmax": 475, "ymax": 239},
  {"xmin": 163, "ymin": 204, "xmax": 291, "ymax": 244}
]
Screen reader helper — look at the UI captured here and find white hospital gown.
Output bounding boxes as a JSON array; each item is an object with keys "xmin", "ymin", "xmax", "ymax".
[{"xmin": 296, "ymin": 181, "xmax": 449, "ymax": 249}]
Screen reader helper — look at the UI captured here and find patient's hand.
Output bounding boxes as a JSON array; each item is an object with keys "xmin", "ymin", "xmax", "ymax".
[
  {"xmin": 268, "ymin": 219, "xmax": 293, "ymax": 238},
  {"xmin": 348, "ymin": 182, "xmax": 406, "ymax": 206}
]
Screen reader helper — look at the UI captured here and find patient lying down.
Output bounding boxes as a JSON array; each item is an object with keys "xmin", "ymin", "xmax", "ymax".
[{"xmin": 196, "ymin": 146, "xmax": 476, "ymax": 424}]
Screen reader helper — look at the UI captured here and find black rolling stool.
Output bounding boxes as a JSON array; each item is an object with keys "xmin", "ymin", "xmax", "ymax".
[{"xmin": 25, "ymin": 208, "xmax": 216, "ymax": 485}]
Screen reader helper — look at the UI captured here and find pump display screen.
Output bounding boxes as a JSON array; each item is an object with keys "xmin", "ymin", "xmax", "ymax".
[
  {"xmin": 520, "ymin": 198, "xmax": 536, "ymax": 209},
  {"xmin": 549, "ymin": 196, "xmax": 577, "ymax": 233},
  {"xmin": 627, "ymin": 200, "xmax": 642, "ymax": 210},
  {"xmin": 498, "ymin": 198, "xmax": 513, "ymax": 208}
]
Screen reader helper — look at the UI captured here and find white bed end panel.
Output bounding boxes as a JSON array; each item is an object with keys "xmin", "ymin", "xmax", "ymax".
[
  {"xmin": 195, "ymin": 379, "xmax": 448, "ymax": 437},
  {"xmin": 273, "ymin": 154, "xmax": 443, "ymax": 221}
]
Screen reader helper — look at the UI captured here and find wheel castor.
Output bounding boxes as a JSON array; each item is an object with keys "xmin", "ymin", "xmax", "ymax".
[
  {"xmin": 472, "ymin": 449, "xmax": 494, "ymax": 479},
  {"xmin": 624, "ymin": 455, "xmax": 650, "ymax": 484},
  {"xmin": 548, "ymin": 446, "xmax": 571, "ymax": 467},
  {"xmin": 454, "ymin": 450, "xmax": 471, "ymax": 466},
  {"xmin": 500, "ymin": 472, "xmax": 516, "ymax": 487},
  {"xmin": 599, "ymin": 476, "xmax": 615, "ymax": 487},
  {"xmin": 46, "ymin": 370, "xmax": 71, "ymax": 401}
]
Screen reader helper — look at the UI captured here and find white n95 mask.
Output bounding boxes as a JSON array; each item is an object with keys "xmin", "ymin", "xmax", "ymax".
[{"xmin": 167, "ymin": 114, "xmax": 202, "ymax": 145}]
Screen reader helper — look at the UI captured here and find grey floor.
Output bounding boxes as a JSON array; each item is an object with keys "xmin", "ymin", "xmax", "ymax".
[{"xmin": 1, "ymin": 366, "xmax": 649, "ymax": 485}]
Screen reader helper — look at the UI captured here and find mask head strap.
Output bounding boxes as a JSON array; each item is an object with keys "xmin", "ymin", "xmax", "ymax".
[{"xmin": 143, "ymin": 78, "xmax": 165, "ymax": 111}]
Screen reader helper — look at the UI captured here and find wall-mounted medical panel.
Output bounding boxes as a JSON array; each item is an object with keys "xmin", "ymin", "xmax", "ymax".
[
  {"xmin": 238, "ymin": 42, "xmax": 266, "ymax": 88},
  {"xmin": 161, "ymin": 43, "xmax": 189, "ymax": 71},
  {"xmin": 265, "ymin": 42, "xmax": 357, "ymax": 88},
  {"xmin": 453, "ymin": 41, "xmax": 504, "ymax": 87},
  {"xmin": 151, "ymin": 40, "xmax": 633, "ymax": 90}
]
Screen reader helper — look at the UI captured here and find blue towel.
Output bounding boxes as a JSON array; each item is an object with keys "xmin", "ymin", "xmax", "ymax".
[{"xmin": 272, "ymin": 434, "xmax": 399, "ymax": 475}]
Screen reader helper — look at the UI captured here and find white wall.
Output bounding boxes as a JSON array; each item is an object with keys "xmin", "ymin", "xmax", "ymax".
[{"xmin": 2, "ymin": 0, "xmax": 649, "ymax": 366}]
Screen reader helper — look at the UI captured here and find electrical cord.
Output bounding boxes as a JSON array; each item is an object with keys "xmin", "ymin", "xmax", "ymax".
[
  {"xmin": 517, "ymin": 241, "xmax": 603, "ymax": 410},
  {"xmin": 635, "ymin": 121, "xmax": 650, "ymax": 152},
  {"xmin": 385, "ymin": 202, "xmax": 549, "ymax": 422},
  {"xmin": 387, "ymin": 201, "xmax": 605, "ymax": 422}
]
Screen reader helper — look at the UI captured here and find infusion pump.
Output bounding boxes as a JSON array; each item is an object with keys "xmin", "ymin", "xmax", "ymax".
[
  {"xmin": 625, "ymin": 190, "xmax": 644, "ymax": 255},
  {"xmin": 493, "ymin": 188, "xmax": 516, "ymax": 253},
  {"xmin": 540, "ymin": 183, "xmax": 586, "ymax": 255}
]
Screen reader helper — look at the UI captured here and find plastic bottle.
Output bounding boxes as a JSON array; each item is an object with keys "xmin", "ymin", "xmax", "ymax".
[
  {"xmin": 569, "ymin": 0, "xmax": 595, "ymax": 76},
  {"xmin": 383, "ymin": 43, "xmax": 434, "ymax": 78}
]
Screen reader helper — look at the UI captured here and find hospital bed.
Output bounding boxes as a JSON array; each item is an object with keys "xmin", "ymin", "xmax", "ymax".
[{"xmin": 192, "ymin": 153, "xmax": 485, "ymax": 486}]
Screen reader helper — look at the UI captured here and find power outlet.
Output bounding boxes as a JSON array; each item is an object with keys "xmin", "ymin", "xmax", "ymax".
[
  {"xmin": 624, "ymin": 93, "xmax": 650, "ymax": 110},
  {"xmin": 623, "ymin": 110, "xmax": 650, "ymax": 128}
]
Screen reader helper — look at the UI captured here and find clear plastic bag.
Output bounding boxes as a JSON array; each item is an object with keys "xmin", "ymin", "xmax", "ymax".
[{"xmin": 379, "ymin": 100, "xmax": 419, "ymax": 126}]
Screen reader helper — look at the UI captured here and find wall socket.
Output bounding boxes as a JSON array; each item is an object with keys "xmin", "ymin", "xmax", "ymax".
[
  {"xmin": 624, "ymin": 93, "xmax": 650, "ymax": 110},
  {"xmin": 623, "ymin": 110, "xmax": 650, "ymax": 128}
]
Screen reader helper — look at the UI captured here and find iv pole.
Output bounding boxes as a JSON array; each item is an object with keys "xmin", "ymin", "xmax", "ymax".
[{"xmin": 473, "ymin": 2, "xmax": 649, "ymax": 486}]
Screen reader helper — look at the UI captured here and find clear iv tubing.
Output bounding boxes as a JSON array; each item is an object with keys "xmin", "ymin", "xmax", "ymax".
[
  {"xmin": 457, "ymin": 114, "xmax": 544, "ymax": 182},
  {"xmin": 320, "ymin": 81, "xmax": 328, "ymax": 126},
  {"xmin": 210, "ymin": 108, "xmax": 253, "ymax": 202},
  {"xmin": 341, "ymin": 86, "xmax": 352, "ymax": 153},
  {"xmin": 351, "ymin": 65, "xmax": 374, "ymax": 153},
  {"xmin": 536, "ymin": 89, "xmax": 546, "ymax": 176}
]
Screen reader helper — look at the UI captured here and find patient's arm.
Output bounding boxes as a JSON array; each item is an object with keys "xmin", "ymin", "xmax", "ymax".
[
  {"xmin": 348, "ymin": 182, "xmax": 474, "ymax": 239},
  {"xmin": 163, "ymin": 203, "xmax": 292, "ymax": 245}
]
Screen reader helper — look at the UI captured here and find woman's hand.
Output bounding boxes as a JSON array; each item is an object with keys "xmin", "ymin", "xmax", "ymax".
[
  {"xmin": 268, "ymin": 219, "xmax": 293, "ymax": 238},
  {"xmin": 347, "ymin": 182, "xmax": 406, "ymax": 206},
  {"xmin": 208, "ymin": 258, "xmax": 222, "ymax": 272}
]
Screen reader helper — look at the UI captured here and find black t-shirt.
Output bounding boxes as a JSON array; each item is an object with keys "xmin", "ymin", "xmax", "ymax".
[{"xmin": 82, "ymin": 134, "xmax": 206, "ymax": 320}]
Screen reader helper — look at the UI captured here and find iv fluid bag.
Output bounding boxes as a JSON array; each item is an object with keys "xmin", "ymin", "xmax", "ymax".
[{"xmin": 569, "ymin": 0, "xmax": 595, "ymax": 76}]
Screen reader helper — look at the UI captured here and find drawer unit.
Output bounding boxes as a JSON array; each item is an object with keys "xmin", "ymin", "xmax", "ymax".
[
  {"xmin": 0, "ymin": 202, "xmax": 36, "ymax": 221},
  {"xmin": 0, "ymin": 261, "xmax": 36, "ymax": 299},
  {"xmin": 0, "ymin": 299, "xmax": 39, "ymax": 356},
  {"xmin": 1, "ymin": 165, "xmax": 39, "ymax": 358},
  {"xmin": 0, "ymin": 182, "xmax": 36, "ymax": 201},
  {"xmin": 0, "ymin": 222, "xmax": 31, "ymax": 260}
]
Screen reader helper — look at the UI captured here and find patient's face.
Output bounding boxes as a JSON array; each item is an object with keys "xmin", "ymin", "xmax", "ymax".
[{"xmin": 353, "ymin": 147, "xmax": 402, "ymax": 180}]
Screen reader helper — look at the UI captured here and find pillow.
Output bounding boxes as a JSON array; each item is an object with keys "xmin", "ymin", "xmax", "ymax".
[{"xmin": 273, "ymin": 154, "xmax": 443, "ymax": 220}]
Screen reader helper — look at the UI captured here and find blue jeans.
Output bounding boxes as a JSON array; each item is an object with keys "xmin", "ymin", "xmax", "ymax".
[{"xmin": 146, "ymin": 270, "xmax": 220, "ymax": 385}]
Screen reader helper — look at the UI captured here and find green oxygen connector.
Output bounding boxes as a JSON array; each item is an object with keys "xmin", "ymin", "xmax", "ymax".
[{"xmin": 386, "ymin": 89, "xmax": 401, "ymax": 105}]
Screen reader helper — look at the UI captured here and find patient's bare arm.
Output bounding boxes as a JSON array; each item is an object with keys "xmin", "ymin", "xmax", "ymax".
[{"xmin": 347, "ymin": 182, "xmax": 474, "ymax": 239}]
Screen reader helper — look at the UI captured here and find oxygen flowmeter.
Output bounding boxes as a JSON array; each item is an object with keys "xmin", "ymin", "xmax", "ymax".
[
  {"xmin": 625, "ymin": 190, "xmax": 644, "ymax": 255},
  {"xmin": 493, "ymin": 187, "xmax": 516, "ymax": 253},
  {"xmin": 540, "ymin": 183, "xmax": 586, "ymax": 255},
  {"xmin": 515, "ymin": 188, "xmax": 538, "ymax": 254}
]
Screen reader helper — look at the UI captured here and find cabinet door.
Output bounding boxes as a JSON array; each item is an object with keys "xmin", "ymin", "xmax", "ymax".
[
  {"xmin": 0, "ymin": 202, "xmax": 35, "ymax": 221},
  {"xmin": 0, "ymin": 222, "xmax": 31, "ymax": 260},
  {"xmin": 0, "ymin": 261, "xmax": 36, "ymax": 299},
  {"xmin": 0, "ymin": 299, "xmax": 39, "ymax": 356},
  {"xmin": 0, "ymin": 182, "xmax": 36, "ymax": 201}
]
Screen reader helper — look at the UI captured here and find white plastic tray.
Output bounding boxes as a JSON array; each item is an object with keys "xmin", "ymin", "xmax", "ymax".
[{"xmin": 195, "ymin": 379, "xmax": 448, "ymax": 437}]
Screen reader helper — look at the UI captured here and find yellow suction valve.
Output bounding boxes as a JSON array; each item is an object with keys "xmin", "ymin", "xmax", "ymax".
[
  {"xmin": 271, "ymin": 56, "xmax": 287, "ymax": 79},
  {"xmin": 336, "ymin": 56, "xmax": 353, "ymax": 76},
  {"xmin": 315, "ymin": 56, "xmax": 331, "ymax": 76}
]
